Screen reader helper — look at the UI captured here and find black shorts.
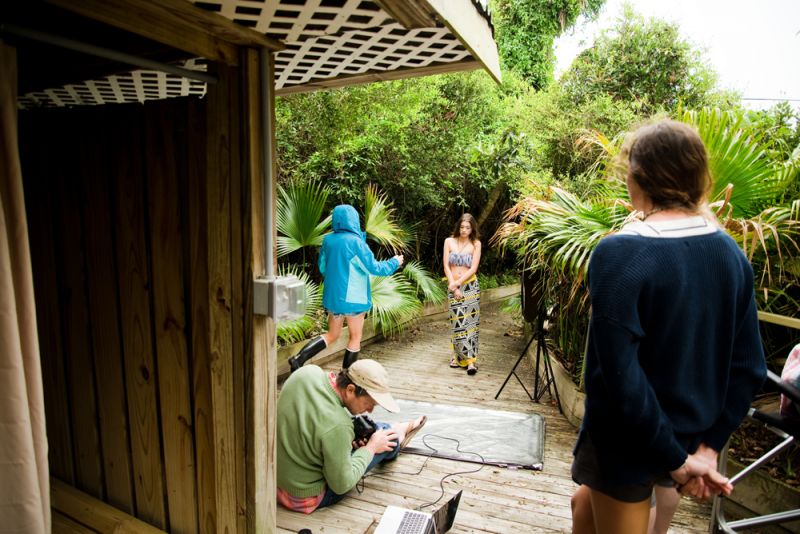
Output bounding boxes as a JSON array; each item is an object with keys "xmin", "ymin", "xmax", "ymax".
[{"xmin": 571, "ymin": 434, "xmax": 675, "ymax": 503}]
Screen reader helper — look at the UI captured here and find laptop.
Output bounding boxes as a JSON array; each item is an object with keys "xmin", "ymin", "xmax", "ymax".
[{"xmin": 374, "ymin": 490, "xmax": 462, "ymax": 534}]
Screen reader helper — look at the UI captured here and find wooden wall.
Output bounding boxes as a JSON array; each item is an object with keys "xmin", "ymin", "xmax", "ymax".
[{"xmin": 19, "ymin": 82, "xmax": 253, "ymax": 533}]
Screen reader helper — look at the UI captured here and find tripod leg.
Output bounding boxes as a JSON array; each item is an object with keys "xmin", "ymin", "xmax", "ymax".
[
  {"xmin": 533, "ymin": 329, "xmax": 550, "ymax": 402},
  {"xmin": 533, "ymin": 335, "xmax": 542, "ymax": 398},
  {"xmin": 495, "ymin": 334, "xmax": 536, "ymax": 400},
  {"xmin": 543, "ymin": 346, "xmax": 562, "ymax": 413}
]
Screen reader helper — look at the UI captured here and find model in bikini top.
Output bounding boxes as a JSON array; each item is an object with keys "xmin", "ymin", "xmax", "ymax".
[{"xmin": 448, "ymin": 251, "xmax": 472, "ymax": 267}]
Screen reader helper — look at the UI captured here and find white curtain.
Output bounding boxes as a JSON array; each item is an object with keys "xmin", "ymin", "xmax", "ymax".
[{"xmin": 0, "ymin": 43, "xmax": 50, "ymax": 534}]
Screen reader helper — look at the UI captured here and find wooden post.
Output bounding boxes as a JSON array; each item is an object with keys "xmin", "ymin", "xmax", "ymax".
[
  {"xmin": 146, "ymin": 101, "xmax": 199, "ymax": 533},
  {"xmin": 243, "ymin": 47, "xmax": 278, "ymax": 534},
  {"xmin": 204, "ymin": 61, "xmax": 239, "ymax": 534}
]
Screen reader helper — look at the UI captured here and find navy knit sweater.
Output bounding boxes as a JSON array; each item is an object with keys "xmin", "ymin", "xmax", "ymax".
[{"xmin": 580, "ymin": 230, "xmax": 766, "ymax": 485}]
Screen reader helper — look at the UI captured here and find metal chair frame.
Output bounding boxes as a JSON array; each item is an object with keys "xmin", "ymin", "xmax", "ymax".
[{"xmin": 711, "ymin": 370, "xmax": 800, "ymax": 532}]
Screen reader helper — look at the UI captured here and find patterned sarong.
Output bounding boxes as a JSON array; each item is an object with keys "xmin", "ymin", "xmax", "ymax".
[{"xmin": 448, "ymin": 275, "xmax": 479, "ymax": 366}]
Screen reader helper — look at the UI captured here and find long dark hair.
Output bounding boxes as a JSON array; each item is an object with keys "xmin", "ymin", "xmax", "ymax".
[
  {"xmin": 451, "ymin": 213, "xmax": 480, "ymax": 242},
  {"xmin": 626, "ymin": 120, "xmax": 712, "ymax": 210}
]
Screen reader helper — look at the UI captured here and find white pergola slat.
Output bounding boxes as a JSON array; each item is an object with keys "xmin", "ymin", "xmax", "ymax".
[
  {"xmin": 18, "ymin": 0, "xmax": 498, "ymax": 108},
  {"xmin": 18, "ymin": 59, "xmax": 208, "ymax": 108},
  {"xmin": 206, "ymin": 0, "xmax": 391, "ymax": 42},
  {"xmin": 274, "ymin": 22, "xmax": 468, "ymax": 87}
]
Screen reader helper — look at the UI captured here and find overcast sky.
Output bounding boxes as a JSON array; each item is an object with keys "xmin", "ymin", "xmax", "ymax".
[{"xmin": 553, "ymin": 0, "xmax": 800, "ymax": 110}]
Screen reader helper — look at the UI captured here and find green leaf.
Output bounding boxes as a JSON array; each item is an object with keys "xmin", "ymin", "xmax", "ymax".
[
  {"xmin": 363, "ymin": 184, "xmax": 408, "ymax": 253},
  {"xmin": 276, "ymin": 181, "xmax": 331, "ymax": 257},
  {"xmin": 369, "ymin": 273, "xmax": 423, "ymax": 336}
]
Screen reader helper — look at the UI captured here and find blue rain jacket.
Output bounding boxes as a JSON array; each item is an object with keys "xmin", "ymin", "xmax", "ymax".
[{"xmin": 319, "ymin": 205, "xmax": 400, "ymax": 315}]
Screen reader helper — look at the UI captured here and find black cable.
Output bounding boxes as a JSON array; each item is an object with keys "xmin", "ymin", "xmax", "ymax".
[
  {"xmin": 414, "ymin": 434, "xmax": 486, "ymax": 511},
  {"xmin": 355, "ymin": 442, "xmax": 437, "ymax": 494},
  {"xmin": 355, "ymin": 433, "xmax": 487, "ymax": 509}
]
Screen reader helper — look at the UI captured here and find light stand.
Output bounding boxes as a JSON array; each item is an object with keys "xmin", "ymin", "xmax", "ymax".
[
  {"xmin": 495, "ymin": 270, "xmax": 562, "ymax": 411},
  {"xmin": 494, "ymin": 330, "xmax": 536, "ymax": 401},
  {"xmin": 495, "ymin": 308, "xmax": 562, "ymax": 414},
  {"xmin": 532, "ymin": 313, "xmax": 561, "ymax": 413}
]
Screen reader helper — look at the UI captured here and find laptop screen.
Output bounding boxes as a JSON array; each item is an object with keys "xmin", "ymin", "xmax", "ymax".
[{"xmin": 431, "ymin": 490, "xmax": 462, "ymax": 534}]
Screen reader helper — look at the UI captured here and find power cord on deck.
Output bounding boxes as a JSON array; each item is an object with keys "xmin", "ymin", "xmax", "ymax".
[
  {"xmin": 414, "ymin": 434, "xmax": 485, "ymax": 510},
  {"xmin": 355, "ymin": 433, "xmax": 486, "ymax": 511}
]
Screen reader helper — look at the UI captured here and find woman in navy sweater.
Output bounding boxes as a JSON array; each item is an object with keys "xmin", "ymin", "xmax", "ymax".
[{"xmin": 570, "ymin": 120, "xmax": 766, "ymax": 534}]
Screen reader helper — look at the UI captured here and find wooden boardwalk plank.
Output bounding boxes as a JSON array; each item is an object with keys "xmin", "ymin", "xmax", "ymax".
[{"xmin": 277, "ymin": 304, "xmax": 711, "ymax": 533}]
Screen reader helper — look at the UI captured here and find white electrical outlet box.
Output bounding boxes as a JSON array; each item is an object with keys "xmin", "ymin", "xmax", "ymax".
[{"xmin": 254, "ymin": 275, "xmax": 306, "ymax": 322}]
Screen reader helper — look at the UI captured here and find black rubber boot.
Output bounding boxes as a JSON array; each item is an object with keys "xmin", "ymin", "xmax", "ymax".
[
  {"xmin": 289, "ymin": 336, "xmax": 327, "ymax": 373},
  {"xmin": 342, "ymin": 349, "xmax": 359, "ymax": 369}
]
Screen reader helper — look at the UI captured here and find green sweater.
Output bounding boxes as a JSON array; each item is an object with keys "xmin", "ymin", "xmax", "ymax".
[{"xmin": 277, "ymin": 366, "xmax": 374, "ymax": 497}]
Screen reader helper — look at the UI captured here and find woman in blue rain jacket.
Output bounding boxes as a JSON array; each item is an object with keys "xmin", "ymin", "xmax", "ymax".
[{"xmin": 289, "ymin": 204, "xmax": 403, "ymax": 371}]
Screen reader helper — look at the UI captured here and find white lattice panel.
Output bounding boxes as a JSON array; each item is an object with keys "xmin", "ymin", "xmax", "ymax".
[
  {"xmin": 275, "ymin": 22, "xmax": 467, "ymax": 87},
  {"xmin": 18, "ymin": 1, "xmax": 482, "ymax": 107},
  {"xmin": 191, "ymin": 0, "xmax": 390, "ymax": 42},
  {"xmin": 18, "ymin": 59, "xmax": 208, "ymax": 109}
]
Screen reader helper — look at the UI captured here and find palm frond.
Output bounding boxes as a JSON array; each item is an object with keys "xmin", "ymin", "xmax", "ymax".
[
  {"xmin": 497, "ymin": 186, "xmax": 623, "ymax": 282},
  {"xmin": 276, "ymin": 181, "xmax": 331, "ymax": 257},
  {"xmin": 680, "ymin": 108, "xmax": 783, "ymax": 218},
  {"xmin": 723, "ymin": 203, "xmax": 800, "ymax": 288},
  {"xmin": 363, "ymin": 184, "xmax": 407, "ymax": 253},
  {"xmin": 576, "ymin": 129, "xmax": 628, "ymax": 179},
  {"xmin": 369, "ymin": 273, "xmax": 423, "ymax": 336},
  {"xmin": 400, "ymin": 261, "xmax": 446, "ymax": 304}
]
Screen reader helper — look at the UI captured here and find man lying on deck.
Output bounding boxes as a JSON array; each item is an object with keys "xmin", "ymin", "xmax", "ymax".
[{"xmin": 277, "ymin": 359, "xmax": 427, "ymax": 514}]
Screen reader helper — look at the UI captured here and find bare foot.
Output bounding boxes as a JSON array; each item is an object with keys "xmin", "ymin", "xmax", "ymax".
[{"xmin": 401, "ymin": 415, "xmax": 427, "ymax": 449}]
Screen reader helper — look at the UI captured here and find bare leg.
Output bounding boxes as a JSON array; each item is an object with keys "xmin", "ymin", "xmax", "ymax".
[
  {"xmin": 649, "ymin": 486, "xmax": 680, "ymax": 534},
  {"xmin": 322, "ymin": 314, "xmax": 344, "ymax": 346},
  {"xmin": 590, "ymin": 488, "xmax": 651, "ymax": 534},
  {"xmin": 572, "ymin": 485, "xmax": 597, "ymax": 534},
  {"xmin": 344, "ymin": 313, "xmax": 366, "ymax": 351}
]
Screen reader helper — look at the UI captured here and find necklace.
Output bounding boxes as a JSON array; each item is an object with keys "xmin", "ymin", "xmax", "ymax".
[{"xmin": 642, "ymin": 207, "xmax": 666, "ymax": 221}]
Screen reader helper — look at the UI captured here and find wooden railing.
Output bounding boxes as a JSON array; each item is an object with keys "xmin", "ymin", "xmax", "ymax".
[
  {"xmin": 51, "ymin": 478, "xmax": 165, "ymax": 533},
  {"xmin": 758, "ymin": 310, "xmax": 800, "ymax": 331}
]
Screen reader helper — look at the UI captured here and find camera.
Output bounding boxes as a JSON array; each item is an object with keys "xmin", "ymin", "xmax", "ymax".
[{"xmin": 352, "ymin": 414, "xmax": 378, "ymax": 442}]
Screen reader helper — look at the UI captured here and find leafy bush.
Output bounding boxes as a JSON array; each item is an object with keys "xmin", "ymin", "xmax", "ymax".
[
  {"xmin": 495, "ymin": 108, "xmax": 800, "ymax": 385},
  {"xmin": 276, "ymin": 71, "xmax": 530, "ymax": 279},
  {"xmin": 275, "ymin": 182, "xmax": 445, "ymax": 344},
  {"xmin": 491, "ymin": 0, "xmax": 605, "ymax": 88},
  {"xmin": 560, "ymin": 6, "xmax": 735, "ymax": 115}
]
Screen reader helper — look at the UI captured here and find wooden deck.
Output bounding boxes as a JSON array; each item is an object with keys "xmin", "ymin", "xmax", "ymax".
[{"xmin": 276, "ymin": 303, "xmax": 711, "ymax": 533}]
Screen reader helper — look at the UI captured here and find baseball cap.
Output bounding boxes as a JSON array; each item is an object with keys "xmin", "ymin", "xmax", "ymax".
[{"xmin": 347, "ymin": 359, "xmax": 399, "ymax": 413}]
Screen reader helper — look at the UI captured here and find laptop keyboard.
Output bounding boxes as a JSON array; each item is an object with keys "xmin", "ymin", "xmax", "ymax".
[{"xmin": 397, "ymin": 511, "xmax": 428, "ymax": 533}]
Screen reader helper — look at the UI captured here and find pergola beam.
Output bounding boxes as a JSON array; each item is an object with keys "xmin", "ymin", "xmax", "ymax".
[
  {"xmin": 46, "ymin": 0, "xmax": 284, "ymax": 66},
  {"xmin": 275, "ymin": 59, "xmax": 484, "ymax": 96},
  {"xmin": 374, "ymin": 0, "xmax": 436, "ymax": 29},
  {"xmin": 426, "ymin": 0, "xmax": 502, "ymax": 84}
]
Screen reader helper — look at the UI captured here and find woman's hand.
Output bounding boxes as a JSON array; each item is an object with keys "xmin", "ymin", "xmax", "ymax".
[
  {"xmin": 671, "ymin": 454, "xmax": 732, "ymax": 500},
  {"xmin": 693, "ymin": 443, "xmax": 719, "ymax": 468},
  {"xmin": 448, "ymin": 281, "xmax": 460, "ymax": 292},
  {"xmin": 393, "ymin": 255, "xmax": 404, "ymax": 267},
  {"xmin": 454, "ymin": 288, "xmax": 463, "ymax": 299}
]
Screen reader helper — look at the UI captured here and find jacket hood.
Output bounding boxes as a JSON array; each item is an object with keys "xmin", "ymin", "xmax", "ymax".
[{"xmin": 331, "ymin": 205, "xmax": 364, "ymax": 237}]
